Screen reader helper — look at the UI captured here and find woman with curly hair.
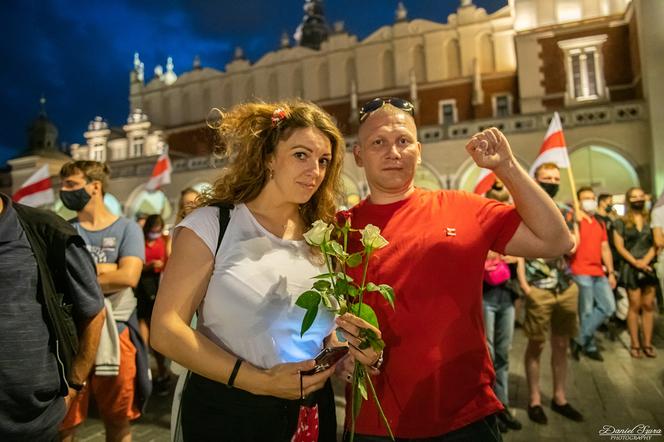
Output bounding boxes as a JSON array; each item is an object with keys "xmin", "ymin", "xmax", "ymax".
[
  {"xmin": 151, "ymin": 100, "xmax": 353, "ymax": 441},
  {"xmin": 613, "ymin": 187, "xmax": 658, "ymax": 358}
]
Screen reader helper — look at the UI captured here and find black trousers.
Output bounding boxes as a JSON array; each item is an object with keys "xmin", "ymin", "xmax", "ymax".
[{"xmin": 181, "ymin": 372, "xmax": 337, "ymax": 442}]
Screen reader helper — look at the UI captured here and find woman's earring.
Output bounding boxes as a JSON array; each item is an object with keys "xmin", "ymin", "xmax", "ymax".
[{"xmin": 269, "ymin": 169, "xmax": 274, "ymax": 180}]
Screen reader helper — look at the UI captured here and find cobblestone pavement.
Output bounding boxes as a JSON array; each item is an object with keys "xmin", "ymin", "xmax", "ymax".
[{"xmin": 78, "ymin": 314, "xmax": 663, "ymax": 441}]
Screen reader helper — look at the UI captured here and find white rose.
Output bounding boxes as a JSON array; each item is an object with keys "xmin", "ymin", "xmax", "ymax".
[
  {"xmin": 303, "ymin": 220, "xmax": 333, "ymax": 246},
  {"xmin": 360, "ymin": 224, "xmax": 388, "ymax": 250}
]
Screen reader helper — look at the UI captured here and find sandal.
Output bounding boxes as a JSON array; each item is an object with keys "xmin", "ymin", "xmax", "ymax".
[
  {"xmin": 630, "ymin": 347, "xmax": 643, "ymax": 358},
  {"xmin": 643, "ymin": 346, "xmax": 657, "ymax": 358}
]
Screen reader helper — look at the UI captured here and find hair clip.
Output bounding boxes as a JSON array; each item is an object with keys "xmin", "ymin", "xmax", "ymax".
[{"xmin": 271, "ymin": 108, "xmax": 287, "ymax": 128}]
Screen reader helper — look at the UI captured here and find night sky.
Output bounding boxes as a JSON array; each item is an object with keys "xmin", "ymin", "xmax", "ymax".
[{"xmin": 0, "ymin": 0, "xmax": 505, "ymax": 167}]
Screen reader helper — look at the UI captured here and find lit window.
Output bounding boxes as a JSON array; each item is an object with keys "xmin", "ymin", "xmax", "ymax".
[
  {"xmin": 558, "ymin": 35, "xmax": 608, "ymax": 104},
  {"xmin": 438, "ymin": 100, "xmax": 457, "ymax": 125},
  {"xmin": 90, "ymin": 142, "xmax": 105, "ymax": 162},
  {"xmin": 131, "ymin": 136, "xmax": 144, "ymax": 158}
]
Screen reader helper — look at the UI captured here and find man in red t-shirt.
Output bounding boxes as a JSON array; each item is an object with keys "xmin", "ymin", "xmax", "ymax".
[
  {"xmin": 336, "ymin": 97, "xmax": 574, "ymax": 440},
  {"xmin": 570, "ymin": 187, "xmax": 616, "ymax": 361}
]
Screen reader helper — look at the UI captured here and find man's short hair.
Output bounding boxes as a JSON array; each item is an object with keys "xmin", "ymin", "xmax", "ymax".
[
  {"xmin": 577, "ymin": 186, "xmax": 594, "ymax": 199},
  {"xmin": 60, "ymin": 160, "xmax": 111, "ymax": 195},
  {"xmin": 534, "ymin": 162, "xmax": 560, "ymax": 179},
  {"xmin": 597, "ymin": 193, "xmax": 612, "ymax": 204}
]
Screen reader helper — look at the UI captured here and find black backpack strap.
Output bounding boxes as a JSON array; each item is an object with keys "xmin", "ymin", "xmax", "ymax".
[{"xmin": 211, "ymin": 202, "xmax": 233, "ymax": 256}]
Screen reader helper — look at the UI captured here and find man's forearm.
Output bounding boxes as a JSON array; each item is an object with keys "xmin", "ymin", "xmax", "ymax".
[
  {"xmin": 97, "ymin": 269, "xmax": 140, "ymax": 294},
  {"xmin": 601, "ymin": 243, "xmax": 614, "ymax": 273},
  {"xmin": 69, "ymin": 308, "xmax": 106, "ymax": 384},
  {"xmin": 495, "ymin": 159, "xmax": 571, "ymax": 246}
]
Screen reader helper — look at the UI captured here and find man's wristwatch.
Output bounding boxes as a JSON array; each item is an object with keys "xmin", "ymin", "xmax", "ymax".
[{"xmin": 69, "ymin": 381, "xmax": 87, "ymax": 392}]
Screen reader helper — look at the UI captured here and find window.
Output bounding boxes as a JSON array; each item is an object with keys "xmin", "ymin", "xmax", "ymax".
[
  {"xmin": 438, "ymin": 100, "xmax": 457, "ymax": 125},
  {"xmin": 90, "ymin": 142, "xmax": 105, "ymax": 162},
  {"xmin": 492, "ymin": 94, "xmax": 512, "ymax": 117},
  {"xmin": 558, "ymin": 35, "xmax": 608, "ymax": 104},
  {"xmin": 131, "ymin": 136, "xmax": 144, "ymax": 158}
]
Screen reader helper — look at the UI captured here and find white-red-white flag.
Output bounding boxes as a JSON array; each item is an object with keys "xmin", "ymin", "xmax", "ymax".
[
  {"xmin": 145, "ymin": 151, "xmax": 172, "ymax": 191},
  {"xmin": 529, "ymin": 112, "xmax": 570, "ymax": 176},
  {"xmin": 12, "ymin": 165, "xmax": 55, "ymax": 207},
  {"xmin": 473, "ymin": 168, "xmax": 496, "ymax": 195}
]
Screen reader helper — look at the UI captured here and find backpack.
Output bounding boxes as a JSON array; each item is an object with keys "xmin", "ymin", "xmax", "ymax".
[{"xmin": 14, "ymin": 203, "xmax": 82, "ymax": 396}]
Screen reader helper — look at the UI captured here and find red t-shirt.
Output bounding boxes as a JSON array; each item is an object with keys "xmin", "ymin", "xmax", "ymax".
[
  {"xmin": 570, "ymin": 216, "xmax": 608, "ymax": 276},
  {"xmin": 339, "ymin": 188, "xmax": 522, "ymax": 438},
  {"xmin": 144, "ymin": 236, "xmax": 168, "ymax": 273}
]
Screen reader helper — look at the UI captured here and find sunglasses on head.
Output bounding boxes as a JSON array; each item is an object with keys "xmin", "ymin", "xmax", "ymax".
[{"xmin": 358, "ymin": 97, "xmax": 415, "ymax": 123}]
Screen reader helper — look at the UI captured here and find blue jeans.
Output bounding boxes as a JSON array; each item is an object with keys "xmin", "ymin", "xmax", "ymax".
[
  {"xmin": 482, "ymin": 287, "xmax": 515, "ymax": 406},
  {"xmin": 573, "ymin": 275, "xmax": 616, "ymax": 352}
]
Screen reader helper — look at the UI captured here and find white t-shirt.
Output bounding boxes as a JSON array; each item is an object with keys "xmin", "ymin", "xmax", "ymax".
[{"xmin": 176, "ymin": 204, "xmax": 335, "ymax": 369}]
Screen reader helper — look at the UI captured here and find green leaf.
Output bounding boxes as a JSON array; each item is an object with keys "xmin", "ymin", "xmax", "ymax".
[
  {"xmin": 295, "ymin": 290, "xmax": 320, "ymax": 310},
  {"xmin": 349, "ymin": 303, "xmax": 379, "ymax": 329},
  {"xmin": 357, "ymin": 369, "xmax": 368, "ymax": 401},
  {"xmin": 366, "ymin": 282, "xmax": 380, "ymax": 292},
  {"xmin": 312, "ymin": 273, "xmax": 336, "ymax": 280},
  {"xmin": 347, "ymin": 252, "xmax": 363, "ymax": 268},
  {"xmin": 328, "ymin": 240, "xmax": 347, "ymax": 259},
  {"xmin": 313, "ymin": 279, "xmax": 331, "ymax": 291},
  {"xmin": 300, "ymin": 305, "xmax": 320, "ymax": 337},
  {"xmin": 337, "ymin": 272, "xmax": 354, "ymax": 283},
  {"xmin": 320, "ymin": 293, "xmax": 332, "ymax": 309},
  {"xmin": 359, "ymin": 328, "xmax": 386, "ymax": 353},
  {"xmin": 378, "ymin": 284, "xmax": 395, "ymax": 309}
]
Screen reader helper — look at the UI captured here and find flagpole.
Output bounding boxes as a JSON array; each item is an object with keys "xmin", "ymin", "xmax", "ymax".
[{"xmin": 565, "ymin": 162, "xmax": 581, "ymax": 216}]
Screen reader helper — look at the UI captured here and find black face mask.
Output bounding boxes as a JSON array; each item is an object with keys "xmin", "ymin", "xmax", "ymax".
[
  {"xmin": 60, "ymin": 188, "xmax": 91, "ymax": 212},
  {"xmin": 629, "ymin": 200, "xmax": 645, "ymax": 211},
  {"xmin": 538, "ymin": 181, "xmax": 559, "ymax": 199},
  {"xmin": 605, "ymin": 204, "xmax": 613, "ymax": 212}
]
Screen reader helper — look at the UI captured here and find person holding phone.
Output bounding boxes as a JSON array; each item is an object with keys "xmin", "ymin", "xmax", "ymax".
[{"xmin": 151, "ymin": 100, "xmax": 380, "ymax": 441}]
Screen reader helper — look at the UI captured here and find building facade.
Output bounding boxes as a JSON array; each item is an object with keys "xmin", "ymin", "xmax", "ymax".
[{"xmin": 9, "ymin": 0, "xmax": 663, "ymax": 223}]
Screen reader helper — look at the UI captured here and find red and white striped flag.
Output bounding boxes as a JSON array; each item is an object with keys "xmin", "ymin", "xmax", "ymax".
[
  {"xmin": 473, "ymin": 168, "xmax": 496, "ymax": 194},
  {"xmin": 145, "ymin": 151, "xmax": 172, "ymax": 191},
  {"xmin": 12, "ymin": 165, "xmax": 55, "ymax": 207},
  {"xmin": 529, "ymin": 112, "xmax": 570, "ymax": 176}
]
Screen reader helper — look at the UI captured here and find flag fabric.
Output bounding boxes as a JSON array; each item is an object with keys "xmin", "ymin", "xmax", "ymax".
[
  {"xmin": 12, "ymin": 165, "xmax": 55, "ymax": 207},
  {"xmin": 145, "ymin": 151, "xmax": 172, "ymax": 191},
  {"xmin": 529, "ymin": 112, "xmax": 570, "ymax": 176},
  {"xmin": 473, "ymin": 168, "xmax": 496, "ymax": 195}
]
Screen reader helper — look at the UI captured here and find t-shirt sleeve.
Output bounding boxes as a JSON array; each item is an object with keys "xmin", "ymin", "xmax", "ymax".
[
  {"xmin": 473, "ymin": 194, "xmax": 522, "ymax": 255},
  {"xmin": 175, "ymin": 206, "xmax": 220, "ymax": 255},
  {"xmin": 614, "ymin": 218, "xmax": 625, "ymax": 238},
  {"xmin": 118, "ymin": 220, "xmax": 145, "ymax": 261},
  {"xmin": 65, "ymin": 237, "xmax": 105, "ymax": 321},
  {"xmin": 651, "ymin": 206, "xmax": 664, "ymax": 228}
]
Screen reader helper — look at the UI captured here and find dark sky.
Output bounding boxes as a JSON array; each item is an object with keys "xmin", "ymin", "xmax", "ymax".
[{"xmin": 0, "ymin": 0, "xmax": 505, "ymax": 167}]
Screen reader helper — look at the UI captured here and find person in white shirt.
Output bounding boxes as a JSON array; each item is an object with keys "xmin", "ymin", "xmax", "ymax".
[{"xmin": 151, "ymin": 100, "xmax": 380, "ymax": 441}]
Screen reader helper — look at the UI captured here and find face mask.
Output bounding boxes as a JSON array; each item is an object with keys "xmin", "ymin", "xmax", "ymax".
[
  {"xmin": 538, "ymin": 181, "xmax": 559, "ymax": 199},
  {"xmin": 147, "ymin": 232, "xmax": 161, "ymax": 241},
  {"xmin": 630, "ymin": 200, "xmax": 645, "ymax": 211},
  {"xmin": 605, "ymin": 204, "xmax": 613, "ymax": 212},
  {"xmin": 60, "ymin": 188, "xmax": 91, "ymax": 212},
  {"xmin": 581, "ymin": 199, "xmax": 597, "ymax": 213}
]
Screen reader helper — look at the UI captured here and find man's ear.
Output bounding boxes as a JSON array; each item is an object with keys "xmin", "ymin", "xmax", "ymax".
[
  {"xmin": 90, "ymin": 180, "xmax": 102, "ymax": 196},
  {"xmin": 353, "ymin": 143, "xmax": 363, "ymax": 167},
  {"xmin": 416, "ymin": 141, "xmax": 422, "ymax": 165}
]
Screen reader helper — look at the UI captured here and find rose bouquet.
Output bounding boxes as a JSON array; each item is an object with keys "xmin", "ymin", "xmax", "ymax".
[{"xmin": 296, "ymin": 218, "xmax": 395, "ymax": 441}]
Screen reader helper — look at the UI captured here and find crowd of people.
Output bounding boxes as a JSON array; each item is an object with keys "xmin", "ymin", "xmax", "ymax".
[{"xmin": 0, "ymin": 96, "xmax": 662, "ymax": 442}]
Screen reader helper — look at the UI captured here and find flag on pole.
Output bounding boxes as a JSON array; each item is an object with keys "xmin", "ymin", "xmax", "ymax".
[
  {"xmin": 473, "ymin": 168, "xmax": 496, "ymax": 195},
  {"xmin": 145, "ymin": 151, "xmax": 172, "ymax": 191},
  {"xmin": 529, "ymin": 112, "xmax": 570, "ymax": 176},
  {"xmin": 12, "ymin": 165, "xmax": 55, "ymax": 207}
]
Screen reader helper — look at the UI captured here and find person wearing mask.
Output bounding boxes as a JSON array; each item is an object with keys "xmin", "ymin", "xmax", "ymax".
[
  {"xmin": 613, "ymin": 187, "xmax": 658, "ymax": 358},
  {"xmin": 517, "ymin": 162, "xmax": 583, "ymax": 425},
  {"xmin": 336, "ymin": 97, "xmax": 573, "ymax": 441},
  {"xmin": 151, "ymin": 100, "xmax": 379, "ymax": 441},
  {"xmin": 176, "ymin": 187, "xmax": 200, "ymax": 225},
  {"xmin": 569, "ymin": 187, "xmax": 616, "ymax": 361},
  {"xmin": 136, "ymin": 214, "xmax": 171, "ymax": 396},
  {"xmin": 58, "ymin": 161, "xmax": 148, "ymax": 442}
]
